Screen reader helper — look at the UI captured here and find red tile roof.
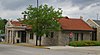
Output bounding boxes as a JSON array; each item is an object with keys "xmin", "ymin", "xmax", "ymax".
[
  {"xmin": 10, "ymin": 17, "xmax": 93, "ymax": 31},
  {"xmin": 58, "ymin": 17, "xmax": 93, "ymax": 31},
  {"xmin": 26, "ymin": 25, "xmax": 32, "ymax": 29},
  {"xmin": 11, "ymin": 21, "xmax": 22, "ymax": 26},
  {"xmin": 11, "ymin": 21, "xmax": 31, "ymax": 29}
]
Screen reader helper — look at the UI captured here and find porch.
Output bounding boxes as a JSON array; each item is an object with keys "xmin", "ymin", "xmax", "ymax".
[{"xmin": 5, "ymin": 27, "xmax": 30, "ymax": 44}]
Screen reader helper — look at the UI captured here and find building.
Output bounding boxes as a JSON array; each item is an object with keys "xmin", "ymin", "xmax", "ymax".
[
  {"xmin": 5, "ymin": 17, "xmax": 93, "ymax": 46},
  {"xmin": 5, "ymin": 20, "xmax": 34, "ymax": 44},
  {"xmin": 87, "ymin": 19, "xmax": 100, "ymax": 41}
]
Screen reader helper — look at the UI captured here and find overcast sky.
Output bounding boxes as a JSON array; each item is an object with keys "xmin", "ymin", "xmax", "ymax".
[{"xmin": 0, "ymin": 0, "xmax": 100, "ymax": 20}]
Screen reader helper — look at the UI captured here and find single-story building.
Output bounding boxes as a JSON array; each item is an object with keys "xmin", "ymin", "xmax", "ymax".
[{"xmin": 5, "ymin": 17, "xmax": 94, "ymax": 46}]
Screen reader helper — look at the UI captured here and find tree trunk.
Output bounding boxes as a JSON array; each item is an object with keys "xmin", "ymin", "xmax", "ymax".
[
  {"xmin": 36, "ymin": 35, "xmax": 38, "ymax": 46},
  {"xmin": 39, "ymin": 36, "xmax": 41, "ymax": 46}
]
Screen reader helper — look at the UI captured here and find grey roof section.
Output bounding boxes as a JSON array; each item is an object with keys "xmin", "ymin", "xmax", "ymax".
[{"xmin": 93, "ymin": 20, "xmax": 100, "ymax": 26}]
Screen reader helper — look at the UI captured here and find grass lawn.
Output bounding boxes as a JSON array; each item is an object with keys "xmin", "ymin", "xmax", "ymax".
[
  {"xmin": 0, "ymin": 42, "xmax": 8, "ymax": 44},
  {"xmin": 14, "ymin": 43, "xmax": 45, "ymax": 48}
]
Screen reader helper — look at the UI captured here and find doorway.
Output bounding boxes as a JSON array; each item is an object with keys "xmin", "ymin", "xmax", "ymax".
[
  {"xmin": 21, "ymin": 31, "xmax": 26, "ymax": 43},
  {"xmin": 91, "ymin": 28, "xmax": 97, "ymax": 41}
]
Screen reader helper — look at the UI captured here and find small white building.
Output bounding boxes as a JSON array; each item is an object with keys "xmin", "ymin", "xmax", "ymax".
[{"xmin": 5, "ymin": 20, "xmax": 36, "ymax": 44}]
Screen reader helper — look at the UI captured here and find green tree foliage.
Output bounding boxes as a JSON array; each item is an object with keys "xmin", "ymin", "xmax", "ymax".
[
  {"xmin": 21, "ymin": 4, "xmax": 62, "ymax": 46},
  {"xmin": 0, "ymin": 17, "xmax": 7, "ymax": 34}
]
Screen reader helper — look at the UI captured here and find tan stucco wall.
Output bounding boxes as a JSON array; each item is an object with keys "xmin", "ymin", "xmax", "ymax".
[
  {"xmin": 5, "ymin": 26, "xmax": 92, "ymax": 46},
  {"xmin": 58, "ymin": 31, "xmax": 69, "ymax": 46},
  {"xmin": 37, "ymin": 31, "xmax": 92, "ymax": 46},
  {"xmin": 42, "ymin": 32, "xmax": 59, "ymax": 46},
  {"xmin": 57, "ymin": 31, "xmax": 92, "ymax": 46},
  {"xmin": 97, "ymin": 28, "xmax": 100, "ymax": 41},
  {"xmin": 28, "ymin": 34, "xmax": 36, "ymax": 45},
  {"xmin": 87, "ymin": 19, "xmax": 100, "ymax": 41},
  {"xmin": 83, "ymin": 32, "xmax": 91, "ymax": 41}
]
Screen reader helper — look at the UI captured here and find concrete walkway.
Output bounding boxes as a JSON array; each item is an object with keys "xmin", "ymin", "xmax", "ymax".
[
  {"xmin": 45, "ymin": 46, "xmax": 76, "ymax": 49},
  {"xmin": 45, "ymin": 46, "xmax": 100, "ymax": 50}
]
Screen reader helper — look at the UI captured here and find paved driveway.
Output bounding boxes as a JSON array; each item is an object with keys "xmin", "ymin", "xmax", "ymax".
[{"xmin": 0, "ymin": 44, "xmax": 100, "ymax": 55}]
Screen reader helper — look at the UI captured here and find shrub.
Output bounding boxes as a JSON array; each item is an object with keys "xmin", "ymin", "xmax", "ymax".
[
  {"xmin": 94, "ymin": 41, "xmax": 100, "ymax": 46},
  {"xmin": 69, "ymin": 41, "xmax": 100, "ymax": 47}
]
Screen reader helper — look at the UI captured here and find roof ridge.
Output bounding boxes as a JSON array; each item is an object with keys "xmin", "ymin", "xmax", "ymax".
[{"xmin": 68, "ymin": 18, "xmax": 80, "ymax": 19}]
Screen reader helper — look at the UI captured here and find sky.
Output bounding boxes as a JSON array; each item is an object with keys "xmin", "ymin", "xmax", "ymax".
[{"xmin": 0, "ymin": 0, "xmax": 100, "ymax": 20}]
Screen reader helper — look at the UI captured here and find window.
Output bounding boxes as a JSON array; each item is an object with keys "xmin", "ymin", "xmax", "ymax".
[
  {"xmin": 51, "ymin": 32, "xmax": 54, "ymax": 38},
  {"xmin": 46, "ymin": 34, "xmax": 48, "ymax": 38},
  {"xmin": 74, "ymin": 33, "xmax": 78, "ymax": 41},
  {"xmin": 92, "ymin": 31, "xmax": 97, "ymax": 41},
  {"xmin": 30, "ymin": 33, "xmax": 33, "ymax": 39},
  {"xmin": 18, "ymin": 31, "xmax": 21, "ymax": 38},
  {"xmin": 80, "ymin": 33, "xmax": 83, "ymax": 40}
]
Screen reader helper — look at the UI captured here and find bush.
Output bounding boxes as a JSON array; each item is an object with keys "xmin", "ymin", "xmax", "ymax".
[
  {"xmin": 94, "ymin": 41, "xmax": 100, "ymax": 46},
  {"xmin": 69, "ymin": 41, "xmax": 100, "ymax": 47}
]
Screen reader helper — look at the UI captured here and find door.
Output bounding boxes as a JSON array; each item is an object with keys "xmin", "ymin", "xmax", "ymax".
[
  {"xmin": 92, "ymin": 31, "xmax": 97, "ymax": 41},
  {"xmin": 21, "ymin": 31, "xmax": 26, "ymax": 42},
  {"xmin": 92, "ymin": 28, "xmax": 97, "ymax": 41},
  {"xmin": 74, "ymin": 33, "xmax": 79, "ymax": 41}
]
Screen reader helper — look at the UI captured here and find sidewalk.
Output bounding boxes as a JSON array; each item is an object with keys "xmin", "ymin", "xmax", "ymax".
[
  {"xmin": 45, "ymin": 46, "xmax": 76, "ymax": 49},
  {"xmin": 45, "ymin": 46, "xmax": 100, "ymax": 51},
  {"xmin": 45, "ymin": 45, "xmax": 98, "ymax": 50}
]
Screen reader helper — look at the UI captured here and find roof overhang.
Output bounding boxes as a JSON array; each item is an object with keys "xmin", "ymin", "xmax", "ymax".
[{"xmin": 62, "ymin": 29, "xmax": 94, "ymax": 32}]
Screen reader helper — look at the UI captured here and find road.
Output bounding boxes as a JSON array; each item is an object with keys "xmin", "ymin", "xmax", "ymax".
[{"xmin": 0, "ymin": 44, "xmax": 100, "ymax": 55}]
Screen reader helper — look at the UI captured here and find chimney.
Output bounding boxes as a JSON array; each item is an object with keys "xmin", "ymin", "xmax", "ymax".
[
  {"xmin": 65, "ymin": 16, "xmax": 69, "ymax": 19},
  {"xmin": 23, "ymin": 15, "xmax": 27, "ymax": 19},
  {"xmin": 10, "ymin": 19, "xmax": 13, "ymax": 22},
  {"xmin": 80, "ymin": 16, "xmax": 83, "ymax": 19}
]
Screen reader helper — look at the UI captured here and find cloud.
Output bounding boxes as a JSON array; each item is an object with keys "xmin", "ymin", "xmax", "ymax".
[
  {"xmin": 0, "ymin": 0, "xmax": 100, "ymax": 20},
  {"xmin": 70, "ymin": 0, "xmax": 100, "ymax": 10},
  {"xmin": 0, "ymin": 0, "xmax": 100, "ymax": 10},
  {"xmin": 0, "ymin": 0, "xmax": 36, "ymax": 10},
  {"xmin": 91, "ymin": 2, "xmax": 100, "ymax": 7}
]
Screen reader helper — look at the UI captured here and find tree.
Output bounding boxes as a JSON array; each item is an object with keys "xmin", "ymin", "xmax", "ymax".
[
  {"xmin": 21, "ymin": 4, "xmax": 62, "ymax": 46},
  {"xmin": 0, "ymin": 17, "xmax": 7, "ymax": 34}
]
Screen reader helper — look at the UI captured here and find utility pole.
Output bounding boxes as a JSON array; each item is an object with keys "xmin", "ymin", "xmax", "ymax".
[
  {"xmin": 37, "ymin": 0, "xmax": 38, "ymax": 8},
  {"xmin": 97, "ymin": 13, "xmax": 99, "ymax": 20},
  {"xmin": 36, "ymin": 0, "xmax": 39, "ymax": 46}
]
